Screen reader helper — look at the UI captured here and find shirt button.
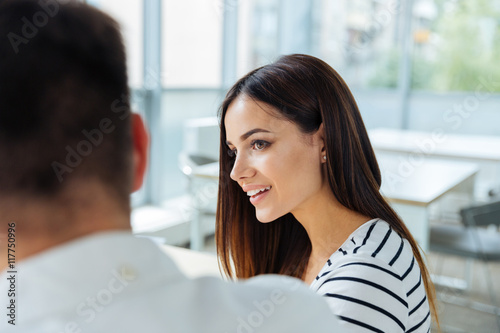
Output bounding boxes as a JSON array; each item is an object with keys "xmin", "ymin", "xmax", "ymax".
[{"xmin": 119, "ymin": 265, "xmax": 137, "ymax": 282}]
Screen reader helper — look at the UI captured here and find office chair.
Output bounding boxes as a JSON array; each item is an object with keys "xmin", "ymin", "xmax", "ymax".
[
  {"xmin": 178, "ymin": 152, "xmax": 218, "ymax": 250},
  {"xmin": 430, "ymin": 200, "xmax": 500, "ymax": 329}
]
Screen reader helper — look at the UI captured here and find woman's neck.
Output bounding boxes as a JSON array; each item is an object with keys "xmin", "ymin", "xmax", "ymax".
[{"xmin": 292, "ymin": 184, "xmax": 371, "ymax": 282}]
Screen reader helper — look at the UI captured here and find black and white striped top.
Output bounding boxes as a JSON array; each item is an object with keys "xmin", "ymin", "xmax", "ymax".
[{"xmin": 310, "ymin": 219, "xmax": 431, "ymax": 333}]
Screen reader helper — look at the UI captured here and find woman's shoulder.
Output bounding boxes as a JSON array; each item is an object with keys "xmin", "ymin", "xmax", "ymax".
[
  {"xmin": 312, "ymin": 218, "xmax": 421, "ymax": 287},
  {"xmin": 310, "ymin": 219, "xmax": 430, "ymax": 333},
  {"xmin": 335, "ymin": 219, "xmax": 415, "ymax": 270}
]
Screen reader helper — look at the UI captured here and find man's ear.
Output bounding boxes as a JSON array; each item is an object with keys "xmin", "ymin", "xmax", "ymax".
[{"xmin": 131, "ymin": 113, "xmax": 149, "ymax": 192}]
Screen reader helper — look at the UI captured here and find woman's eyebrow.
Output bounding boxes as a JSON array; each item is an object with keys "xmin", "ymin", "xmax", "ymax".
[{"xmin": 226, "ymin": 128, "xmax": 271, "ymax": 146}]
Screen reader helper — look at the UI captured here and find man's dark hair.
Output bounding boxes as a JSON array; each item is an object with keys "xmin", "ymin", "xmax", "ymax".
[{"xmin": 0, "ymin": 0, "xmax": 132, "ymax": 204}]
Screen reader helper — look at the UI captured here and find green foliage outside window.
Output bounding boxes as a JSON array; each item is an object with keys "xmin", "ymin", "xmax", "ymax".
[{"xmin": 369, "ymin": 0, "xmax": 500, "ymax": 92}]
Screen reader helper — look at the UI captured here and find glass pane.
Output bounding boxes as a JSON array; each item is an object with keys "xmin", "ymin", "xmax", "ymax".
[
  {"xmin": 87, "ymin": 1, "xmax": 146, "ymax": 206},
  {"xmin": 87, "ymin": 0, "xmax": 144, "ymax": 88},
  {"xmin": 236, "ymin": 0, "xmax": 402, "ymax": 89},
  {"xmin": 157, "ymin": 90, "xmax": 224, "ymax": 202},
  {"xmin": 312, "ymin": 0, "xmax": 403, "ymax": 89},
  {"xmin": 162, "ymin": 0, "xmax": 223, "ymax": 88},
  {"xmin": 236, "ymin": 0, "xmax": 280, "ymax": 77},
  {"xmin": 411, "ymin": 0, "xmax": 500, "ymax": 92}
]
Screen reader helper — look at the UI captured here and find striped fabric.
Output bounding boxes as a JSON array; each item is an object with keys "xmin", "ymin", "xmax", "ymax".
[{"xmin": 310, "ymin": 219, "xmax": 431, "ymax": 333}]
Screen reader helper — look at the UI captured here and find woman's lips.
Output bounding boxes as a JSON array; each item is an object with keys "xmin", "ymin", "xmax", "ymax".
[{"xmin": 249, "ymin": 187, "xmax": 271, "ymax": 205}]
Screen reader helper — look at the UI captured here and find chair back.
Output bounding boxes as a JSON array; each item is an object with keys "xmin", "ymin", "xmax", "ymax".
[{"xmin": 460, "ymin": 200, "xmax": 500, "ymax": 228}]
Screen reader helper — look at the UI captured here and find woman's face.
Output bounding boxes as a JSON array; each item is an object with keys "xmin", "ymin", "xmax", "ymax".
[{"xmin": 225, "ymin": 95, "xmax": 327, "ymax": 223}]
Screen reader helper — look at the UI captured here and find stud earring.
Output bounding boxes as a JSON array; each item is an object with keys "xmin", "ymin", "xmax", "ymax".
[{"xmin": 323, "ymin": 155, "xmax": 327, "ymax": 160}]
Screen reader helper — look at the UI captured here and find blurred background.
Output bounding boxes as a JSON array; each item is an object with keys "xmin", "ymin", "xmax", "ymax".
[
  {"xmin": 86, "ymin": 0, "xmax": 500, "ymax": 206},
  {"xmin": 87, "ymin": 1, "xmax": 500, "ymax": 331}
]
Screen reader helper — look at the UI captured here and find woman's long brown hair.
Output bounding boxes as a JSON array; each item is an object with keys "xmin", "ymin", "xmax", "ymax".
[{"xmin": 216, "ymin": 54, "xmax": 438, "ymax": 326}]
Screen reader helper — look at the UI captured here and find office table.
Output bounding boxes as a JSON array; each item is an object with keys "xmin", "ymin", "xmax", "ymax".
[
  {"xmin": 161, "ymin": 244, "xmax": 221, "ymax": 278},
  {"xmin": 377, "ymin": 154, "xmax": 478, "ymax": 251},
  {"xmin": 369, "ymin": 128, "xmax": 500, "ymax": 199},
  {"xmin": 190, "ymin": 156, "xmax": 479, "ymax": 252}
]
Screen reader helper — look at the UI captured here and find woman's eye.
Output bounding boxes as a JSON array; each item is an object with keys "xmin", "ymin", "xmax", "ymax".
[{"xmin": 252, "ymin": 140, "xmax": 269, "ymax": 151}]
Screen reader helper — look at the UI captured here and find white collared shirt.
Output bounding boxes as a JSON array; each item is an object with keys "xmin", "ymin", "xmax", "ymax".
[{"xmin": 0, "ymin": 231, "xmax": 341, "ymax": 332}]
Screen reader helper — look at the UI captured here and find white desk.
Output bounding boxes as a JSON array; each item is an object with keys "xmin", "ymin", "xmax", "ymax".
[
  {"xmin": 369, "ymin": 128, "xmax": 500, "ymax": 199},
  {"xmin": 161, "ymin": 244, "xmax": 221, "ymax": 278},
  {"xmin": 377, "ymin": 154, "xmax": 478, "ymax": 251},
  {"xmin": 190, "ymin": 157, "xmax": 478, "ymax": 252}
]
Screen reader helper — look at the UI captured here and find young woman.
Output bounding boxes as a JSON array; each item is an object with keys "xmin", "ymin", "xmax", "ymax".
[{"xmin": 216, "ymin": 54, "xmax": 438, "ymax": 332}]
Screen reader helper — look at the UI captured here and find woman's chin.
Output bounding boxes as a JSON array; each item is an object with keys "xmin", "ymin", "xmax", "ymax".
[{"xmin": 255, "ymin": 210, "xmax": 281, "ymax": 223}]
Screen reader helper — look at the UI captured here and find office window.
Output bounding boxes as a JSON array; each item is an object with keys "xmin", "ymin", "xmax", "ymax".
[
  {"xmin": 236, "ymin": 0, "xmax": 280, "ymax": 77},
  {"xmin": 87, "ymin": 0, "xmax": 144, "ymax": 88},
  {"xmin": 162, "ymin": 0, "xmax": 223, "ymax": 88},
  {"xmin": 86, "ymin": 1, "xmax": 147, "ymax": 206},
  {"xmin": 236, "ymin": 0, "xmax": 403, "ymax": 90},
  {"xmin": 411, "ymin": 0, "xmax": 500, "ymax": 92},
  {"xmin": 311, "ymin": 0, "xmax": 403, "ymax": 89}
]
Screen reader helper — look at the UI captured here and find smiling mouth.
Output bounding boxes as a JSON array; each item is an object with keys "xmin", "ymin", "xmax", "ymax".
[{"xmin": 247, "ymin": 186, "xmax": 272, "ymax": 198}]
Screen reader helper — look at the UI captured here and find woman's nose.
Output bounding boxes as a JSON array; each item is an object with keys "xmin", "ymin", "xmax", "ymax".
[{"xmin": 230, "ymin": 153, "xmax": 255, "ymax": 182}]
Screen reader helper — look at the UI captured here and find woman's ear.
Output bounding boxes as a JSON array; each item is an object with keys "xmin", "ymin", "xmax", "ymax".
[{"xmin": 314, "ymin": 123, "xmax": 327, "ymax": 163}]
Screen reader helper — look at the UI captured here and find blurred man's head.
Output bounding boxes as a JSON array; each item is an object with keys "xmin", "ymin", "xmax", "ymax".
[
  {"xmin": 0, "ymin": 0, "xmax": 140, "ymax": 208},
  {"xmin": 0, "ymin": 0, "xmax": 148, "ymax": 261}
]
